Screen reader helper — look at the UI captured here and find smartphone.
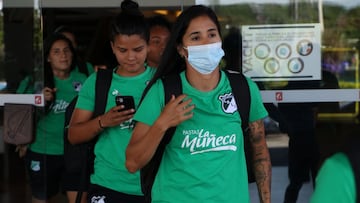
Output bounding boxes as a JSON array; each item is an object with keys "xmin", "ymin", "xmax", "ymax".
[{"xmin": 115, "ymin": 95, "xmax": 135, "ymax": 111}]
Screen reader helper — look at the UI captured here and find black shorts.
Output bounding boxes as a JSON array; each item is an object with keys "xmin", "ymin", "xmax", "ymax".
[
  {"xmin": 63, "ymin": 170, "xmax": 90, "ymax": 192},
  {"xmin": 24, "ymin": 150, "xmax": 65, "ymax": 200},
  {"xmin": 88, "ymin": 184, "xmax": 145, "ymax": 203}
]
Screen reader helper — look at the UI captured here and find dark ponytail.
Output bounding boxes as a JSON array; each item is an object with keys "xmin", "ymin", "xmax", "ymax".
[
  {"xmin": 109, "ymin": 0, "xmax": 149, "ymax": 43},
  {"xmin": 120, "ymin": 0, "xmax": 143, "ymax": 16}
]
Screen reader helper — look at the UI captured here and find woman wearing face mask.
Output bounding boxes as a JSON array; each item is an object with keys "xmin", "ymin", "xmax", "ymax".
[{"xmin": 126, "ymin": 5, "xmax": 271, "ymax": 203}]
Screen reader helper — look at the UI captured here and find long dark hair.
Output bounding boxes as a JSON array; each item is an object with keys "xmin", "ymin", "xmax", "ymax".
[
  {"xmin": 142, "ymin": 5, "xmax": 221, "ymax": 97},
  {"xmin": 109, "ymin": 0, "xmax": 149, "ymax": 43},
  {"xmin": 43, "ymin": 33, "xmax": 76, "ymax": 111},
  {"xmin": 223, "ymin": 27, "xmax": 242, "ymax": 72},
  {"xmin": 147, "ymin": 15, "xmax": 172, "ymax": 32}
]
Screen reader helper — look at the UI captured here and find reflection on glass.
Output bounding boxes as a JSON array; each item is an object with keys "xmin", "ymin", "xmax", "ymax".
[
  {"xmin": 209, "ymin": 0, "xmax": 360, "ymax": 122},
  {"xmin": 276, "ymin": 43, "xmax": 291, "ymax": 59},
  {"xmin": 255, "ymin": 43, "xmax": 271, "ymax": 59},
  {"xmin": 0, "ymin": 8, "xmax": 5, "ymax": 92},
  {"xmin": 288, "ymin": 57, "xmax": 304, "ymax": 73},
  {"xmin": 264, "ymin": 57, "xmax": 280, "ymax": 74},
  {"xmin": 207, "ymin": 0, "xmax": 359, "ymax": 89},
  {"xmin": 296, "ymin": 40, "xmax": 313, "ymax": 56},
  {"xmin": 1, "ymin": 2, "xmax": 43, "ymax": 94},
  {"xmin": 16, "ymin": 7, "xmax": 43, "ymax": 94}
]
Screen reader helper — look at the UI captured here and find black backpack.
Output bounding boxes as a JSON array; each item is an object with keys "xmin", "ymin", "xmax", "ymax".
[
  {"xmin": 140, "ymin": 70, "xmax": 254, "ymax": 203},
  {"xmin": 63, "ymin": 68, "xmax": 113, "ymax": 202}
]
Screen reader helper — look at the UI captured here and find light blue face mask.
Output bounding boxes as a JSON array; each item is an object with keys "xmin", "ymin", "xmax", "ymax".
[{"xmin": 184, "ymin": 42, "xmax": 224, "ymax": 75}]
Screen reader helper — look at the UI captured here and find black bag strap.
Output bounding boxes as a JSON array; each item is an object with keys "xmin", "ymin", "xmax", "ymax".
[
  {"xmin": 161, "ymin": 74, "xmax": 183, "ymax": 144},
  {"xmin": 75, "ymin": 68, "xmax": 113, "ymax": 203},
  {"xmin": 64, "ymin": 69, "xmax": 113, "ymax": 138},
  {"xmin": 140, "ymin": 74, "xmax": 182, "ymax": 203},
  {"xmin": 93, "ymin": 68, "xmax": 113, "ymax": 117},
  {"xmin": 224, "ymin": 70, "xmax": 250, "ymax": 130},
  {"xmin": 224, "ymin": 70, "xmax": 255, "ymax": 183}
]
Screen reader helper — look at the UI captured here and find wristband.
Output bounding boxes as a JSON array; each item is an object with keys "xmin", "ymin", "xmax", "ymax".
[{"xmin": 98, "ymin": 117, "xmax": 105, "ymax": 129}]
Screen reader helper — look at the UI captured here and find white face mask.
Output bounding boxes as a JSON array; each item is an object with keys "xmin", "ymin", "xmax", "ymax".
[{"xmin": 184, "ymin": 42, "xmax": 224, "ymax": 74}]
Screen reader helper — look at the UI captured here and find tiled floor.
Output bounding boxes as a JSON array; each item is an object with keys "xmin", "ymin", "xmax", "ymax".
[
  {"xmin": 249, "ymin": 166, "xmax": 313, "ymax": 203},
  {"xmin": 250, "ymin": 133, "xmax": 314, "ymax": 203}
]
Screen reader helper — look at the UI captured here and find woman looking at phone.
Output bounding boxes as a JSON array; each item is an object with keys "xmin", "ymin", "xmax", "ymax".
[{"xmin": 67, "ymin": 0, "xmax": 154, "ymax": 202}]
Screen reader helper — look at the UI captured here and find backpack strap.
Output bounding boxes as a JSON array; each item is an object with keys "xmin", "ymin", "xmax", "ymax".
[
  {"xmin": 64, "ymin": 69, "xmax": 112, "ymax": 133},
  {"xmin": 161, "ymin": 74, "xmax": 183, "ymax": 143},
  {"xmin": 140, "ymin": 74, "xmax": 182, "ymax": 203},
  {"xmin": 224, "ymin": 70, "xmax": 250, "ymax": 130},
  {"xmin": 93, "ymin": 68, "xmax": 113, "ymax": 116},
  {"xmin": 224, "ymin": 70, "xmax": 255, "ymax": 183},
  {"xmin": 87, "ymin": 68, "xmax": 113, "ymax": 171},
  {"xmin": 74, "ymin": 68, "xmax": 113, "ymax": 203}
]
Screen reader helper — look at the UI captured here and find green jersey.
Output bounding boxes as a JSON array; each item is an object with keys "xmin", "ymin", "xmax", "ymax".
[
  {"xmin": 311, "ymin": 153, "xmax": 356, "ymax": 203},
  {"xmin": 30, "ymin": 71, "xmax": 87, "ymax": 155},
  {"xmin": 76, "ymin": 66, "xmax": 155, "ymax": 195},
  {"xmin": 134, "ymin": 70, "xmax": 268, "ymax": 203},
  {"xmin": 16, "ymin": 75, "xmax": 35, "ymax": 94}
]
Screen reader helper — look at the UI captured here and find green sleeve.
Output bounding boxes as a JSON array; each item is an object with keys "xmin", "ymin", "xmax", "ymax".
[
  {"xmin": 76, "ymin": 72, "xmax": 97, "ymax": 111},
  {"xmin": 16, "ymin": 76, "xmax": 34, "ymax": 94},
  {"xmin": 247, "ymin": 77, "xmax": 268, "ymax": 122},
  {"xmin": 310, "ymin": 153, "xmax": 356, "ymax": 203},
  {"xmin": 133, "ymin": 79, "xmax": 164, "ymax": 126}
]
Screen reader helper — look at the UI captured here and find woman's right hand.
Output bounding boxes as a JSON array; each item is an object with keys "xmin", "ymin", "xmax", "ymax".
[
  {"xmin": 98, "ymin": 105, "xmax": 135, "ymax": 128},
  {"xmin": 43, "ymin": 87, "xmax": 56, "ymax": 102},
  {"xmin": 125, "ymin": 94, "xmax": 194, "ymax": 173},
  {"xmin": 156, "ymin": 94, "xmax": 194, "ymax": 131}
]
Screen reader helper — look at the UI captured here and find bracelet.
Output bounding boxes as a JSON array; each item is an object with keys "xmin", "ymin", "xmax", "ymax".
[{"xmin": 98, "ymin": 117, "xmax": 105, "ymax": 129}]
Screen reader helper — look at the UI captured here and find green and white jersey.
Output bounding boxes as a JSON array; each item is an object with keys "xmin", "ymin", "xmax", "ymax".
[
  {"xmin": 30, "ymin": 71, "xmax": 87, "ymax": 155},
  {"xmin": 76, "ymin": 66, "xmax": 155, "ymax": 196},
  {"xmin": 311, "ymin": 153, "xmax": 356, "ymax": 203},
  {"xmin": 16, "ymin": 75, "xmax": 35, "ymax": 94},
  {"xmin": 134, "ymin": 70, "xmax": 268, "ymax": 203}
]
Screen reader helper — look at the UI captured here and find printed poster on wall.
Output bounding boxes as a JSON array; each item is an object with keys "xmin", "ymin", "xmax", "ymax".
[{"xmin": 241, "ymin": 23, "xmax": 321, "ymax": 81}]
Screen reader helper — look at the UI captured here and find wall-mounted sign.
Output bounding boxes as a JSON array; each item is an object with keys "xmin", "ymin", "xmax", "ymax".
[{"xmin": 242, "ymin": 23, "xmax": 321, "ymax": 81}]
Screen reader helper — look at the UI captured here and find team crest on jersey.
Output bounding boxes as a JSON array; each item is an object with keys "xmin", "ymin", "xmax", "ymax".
[
  {"xmin": 72, "ymin": 81, "xmax": 82, "ymax": 92},
  {"xmin": 219, "ymin": 93, "xmax": 237, "ymax": 114},
  {"xmin": 91, "ymin": 196, "xmax": 106, "ymax": 203},
  {"xmin": 112, "ymin": 89, "xmax": 119, "ymax": 96}
]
